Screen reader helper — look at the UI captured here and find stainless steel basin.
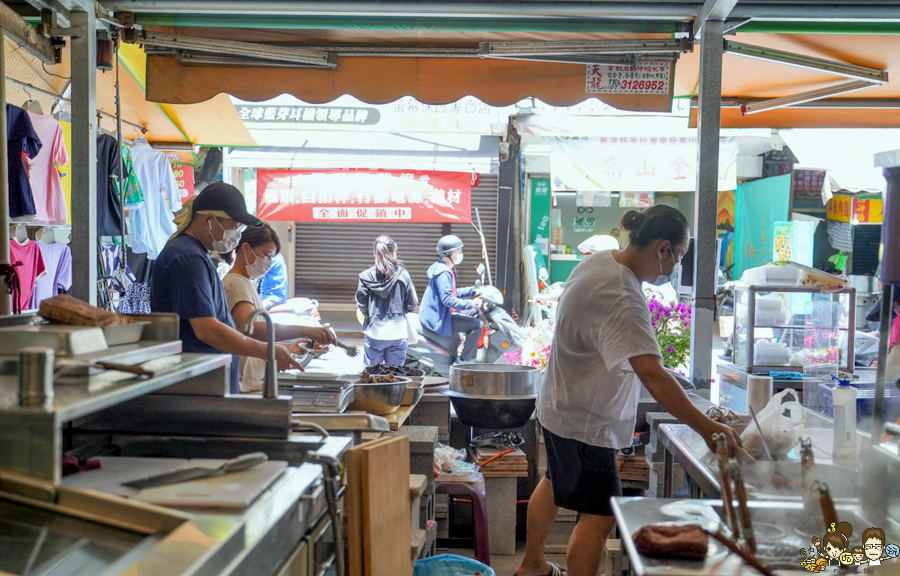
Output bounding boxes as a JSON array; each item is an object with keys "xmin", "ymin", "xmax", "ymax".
[{"xmin": 740, "ymin": 461, "xmax": 861, "ymax": 501}]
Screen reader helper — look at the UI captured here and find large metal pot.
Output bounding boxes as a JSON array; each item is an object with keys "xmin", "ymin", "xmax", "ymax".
[
  {"xmin": 444, "ymin": 391, "xmax": 536, "ymax": 430},
  {"xmin": 449, "ymin": 364, "xmax": 540, "ymax": 397}
]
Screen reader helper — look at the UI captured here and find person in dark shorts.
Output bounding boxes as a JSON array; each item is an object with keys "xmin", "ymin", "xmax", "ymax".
[{"xmin": 514, "ymin": 205, "xmax": 743, "ymax": 576}]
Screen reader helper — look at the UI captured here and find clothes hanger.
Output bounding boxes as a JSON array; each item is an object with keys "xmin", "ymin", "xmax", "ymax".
[
  {"xmin": 10, "ymin": 223, "xmax": 28, "ymax": 244},
  {"xmin": 25, "ymin": 98, "xmax": 44, "ymax": 115},
  {"xmin": 37, "ymin": 225, "xmax": 56, "ymax": 244}
]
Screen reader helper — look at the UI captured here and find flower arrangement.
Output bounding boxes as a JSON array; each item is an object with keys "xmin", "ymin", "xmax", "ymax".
[
  {"xmin": 505, "ymin": 320, "xmax": 553, "ymax": 370},
  {"xmin": 646, "ymin": 291, "xmax": 692, "ymax": 371}
]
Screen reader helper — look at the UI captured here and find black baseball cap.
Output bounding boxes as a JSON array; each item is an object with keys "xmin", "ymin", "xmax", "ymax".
[{"xmin": 192, "ymin": 182, "xmax": 263, "ymax": 228}]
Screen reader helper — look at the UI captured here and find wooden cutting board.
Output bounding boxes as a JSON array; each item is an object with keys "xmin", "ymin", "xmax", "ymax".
[
  {"xmin": 132, "ymin": 459, "xmax": 288, "ymax": 509},
  {"xmin": 362, "ymin": 436, "xmax": 411, "ymax": 576}
]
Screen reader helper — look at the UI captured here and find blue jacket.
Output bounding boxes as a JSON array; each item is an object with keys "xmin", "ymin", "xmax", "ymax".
[
  {"xmin": 419, "ymin": 260, "xmax": 476, "ymax": 337},
  {"xmin": 260, "ymin": 253, "xmax": 288, "ymax": 309}
]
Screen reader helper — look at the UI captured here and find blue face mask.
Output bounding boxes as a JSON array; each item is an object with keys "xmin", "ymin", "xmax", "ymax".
[{"xmin": 652, "ymin": 247, "xmax": 679, "ymax": 286}]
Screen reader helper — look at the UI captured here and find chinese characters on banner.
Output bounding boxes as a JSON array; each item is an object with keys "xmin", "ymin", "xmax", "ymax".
[
  {"xmin": 826, "ymin": 194, "xmax": 884, "ymax": 224},
  {"xmin": 585, "ymin": 62, "xmax": 671, "ymax": 95},
  {"xmin": 550, "ymin": 136, "xmax": 738, "ymax": 192},
  {"xmin": 791, "ymin": 169, "xmax": 827, "ymax": 202},
  {"xmin": 170, "ymin": 162, "xmax": 195, "ymax": 201},
  {"xmin": 237, "ymin": 105, "xmax": 381, "ymax": 125},
  {"xmin": 257, "ymin": 169, "xmax": 476, "ymax": 223}
]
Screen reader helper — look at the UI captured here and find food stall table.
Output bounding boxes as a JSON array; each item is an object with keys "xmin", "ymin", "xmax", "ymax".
[{"xmin": 658, "ymin": 410, "xmax": 863, "ymax": 500}]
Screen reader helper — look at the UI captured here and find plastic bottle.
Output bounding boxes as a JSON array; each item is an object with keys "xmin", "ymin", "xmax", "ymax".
[{"xmin": 831, "ymin": 375, "xmax": 858, "ymax": 460}]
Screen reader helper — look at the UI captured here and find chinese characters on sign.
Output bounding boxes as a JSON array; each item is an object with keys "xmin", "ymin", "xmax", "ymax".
[
  {"xmin": 257, "ymin": 169, "xmax": 475, "ymax": 223},
  {"xmin": 826, "ymin": 194, "xmax": 884, "ymax": 224},
  {"xmin": 551, "ymin": 136, "xmax": 737, "ymax": 192},
  {"xmin": 170, "ymin": 162, "xmax": 195, "ymax": 201},
  {"xmin": 585, "ymin": 62, "xmax": 671, "ymax": 95},
  {"xmin": 791, "ymin": 169, "xmax": 827, "ymax": 202},
  {"xmin": 237, "ymin": 105, "xmax": 381, "ymax": 125}
]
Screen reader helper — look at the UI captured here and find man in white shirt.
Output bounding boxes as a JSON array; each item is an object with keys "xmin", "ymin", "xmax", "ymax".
[{"xmin": 516, "ymin": 205, "xmax": 743, "ymax": 576}]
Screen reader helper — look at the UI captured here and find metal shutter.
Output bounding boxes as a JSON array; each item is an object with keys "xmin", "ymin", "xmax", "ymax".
[{"xmin": 294, "ymin": 174, "xmax": 498, "ymax": 304}]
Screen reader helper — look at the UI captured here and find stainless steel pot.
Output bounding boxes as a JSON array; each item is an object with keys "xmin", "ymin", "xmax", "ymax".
[
  {"xmin": 444, "ymin": 390, "xmax": 536, "ymax": 430},
  {"xmin": 348, "ymin": 378, "xmax": 409, "ymax": 415},
  {"xmin": 449, "ymin": 364, "xmax": 540, "ymax": 397}
]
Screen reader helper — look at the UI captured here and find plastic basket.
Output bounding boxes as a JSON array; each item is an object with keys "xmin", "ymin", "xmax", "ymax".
[
  {"xmin": 818, "ymin": 381, "xmax": 900, "ymax": 424},
  {"xmin": 414, "ymin": 554, "xmax": 496, "ymax": 576}
]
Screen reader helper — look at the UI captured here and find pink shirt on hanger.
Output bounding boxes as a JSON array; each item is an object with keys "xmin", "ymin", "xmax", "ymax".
[
  {"xmin": 9, "ymin": 238, "xmax": 46, "ymax": 311},
  {"xmin": 26, "ymin": 112, "xmax": 69, "ymax": 222}
]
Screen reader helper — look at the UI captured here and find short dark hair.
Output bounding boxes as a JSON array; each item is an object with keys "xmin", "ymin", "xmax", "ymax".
[
  {"xmin": 621, "ymin": 205, "xmax": 689, "ymax": 249},
  {"xmin": 863, "ymin": 527, "xmax": 885, "ymax": 545},
  {"xmin": 223, "ymin": 222, "xmax": 280, "ymax": 264}
]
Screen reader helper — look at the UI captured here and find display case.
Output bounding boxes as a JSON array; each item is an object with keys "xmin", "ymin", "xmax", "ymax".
[{"xmin": 732, "ymin": 284, "xmax": 856, "ymax": 373}]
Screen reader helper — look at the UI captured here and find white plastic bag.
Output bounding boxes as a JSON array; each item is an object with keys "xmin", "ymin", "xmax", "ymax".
[{"xmin": 740, "ymin": 388, "xmax": 806, "ymax": 458}]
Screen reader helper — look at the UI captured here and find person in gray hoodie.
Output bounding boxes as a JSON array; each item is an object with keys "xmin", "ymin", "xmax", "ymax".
[{"xmin": 356, "ymin": 235, "xmax": 418, "ymax": 366}]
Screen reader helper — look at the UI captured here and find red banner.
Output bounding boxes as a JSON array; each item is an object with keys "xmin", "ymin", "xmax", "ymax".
[
  {"xmin": 257, "ymin": 169, "xmax": 475, "ymax": 223},
  {"xmin": 171, "ymin": 162, "xmax": 195, "ymax": 202}
]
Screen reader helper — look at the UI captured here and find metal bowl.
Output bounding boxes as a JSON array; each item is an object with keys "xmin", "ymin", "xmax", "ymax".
[
  {"xmin": 449, "ymin": 364, "xmax": 540, "ymax": 397},
  {"xmin": 444, "ymin": 390, "xmax": 536, "ymax": 430},
  {"xmin": 348, "ymin": 378, "xmax": 409, "ymax": 415},
  {"xmin": 401, "ymin": 381, "xmax": 425, "ymax": 406}
]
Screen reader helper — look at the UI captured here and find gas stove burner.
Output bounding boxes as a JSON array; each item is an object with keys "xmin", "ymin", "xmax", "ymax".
[{"xmin": 470, "ymin": 431, "xmax": 525, "ymax": 450}]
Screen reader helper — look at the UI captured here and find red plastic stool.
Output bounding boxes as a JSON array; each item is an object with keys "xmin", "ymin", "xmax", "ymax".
[{"xmin": 435, "ymin": 478, "xmax": 491, "ymax": 566}]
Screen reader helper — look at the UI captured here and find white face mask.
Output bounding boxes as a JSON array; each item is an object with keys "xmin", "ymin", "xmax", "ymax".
[
  {"xmin": 453, "ymin": 252, "xmax": 464, "ymax": 265},
  {"xmin": 244, "ymin": 248, "xmax": 273, "ymax": 279},
  {"xmin": 652, "ymin": 246, "xmax": 679, "ymax": 286},
  {"xmin": 208, "ymin": 217, "xmax": 241, "ymax": 254}
]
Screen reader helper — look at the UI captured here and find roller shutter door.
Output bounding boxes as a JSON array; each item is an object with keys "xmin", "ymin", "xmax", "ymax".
[{"xmin": 294, "ymin": 174, "xmax": 498, "ymax": 304}]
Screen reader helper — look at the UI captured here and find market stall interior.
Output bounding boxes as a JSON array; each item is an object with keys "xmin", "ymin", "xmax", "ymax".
[{"xmin": 2, "ymin": 1, "xmax": 900, "ymax": 576}]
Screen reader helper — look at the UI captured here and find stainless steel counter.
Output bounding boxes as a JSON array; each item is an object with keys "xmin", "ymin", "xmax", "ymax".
[
  {"xmin": 611, "ymin": 496, "xmax": 890, "ymax": 576},
  {"xmin": 659, "ymin": 415, "xmax": 863, "ymax": 500}
]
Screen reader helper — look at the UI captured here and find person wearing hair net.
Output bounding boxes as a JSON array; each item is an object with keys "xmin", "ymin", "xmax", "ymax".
[{"xmin": 150, "ymin": 183, "xmax": 304, "ymax": 394}]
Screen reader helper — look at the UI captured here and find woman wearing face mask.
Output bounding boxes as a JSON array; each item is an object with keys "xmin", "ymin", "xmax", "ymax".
[
  {"xmin": 222, "ymin": 223, "xmax": 336, "ymax": 393},
  {"xmin": 515, "ymin": 205, "xmax": 743, "ymax": 576}
]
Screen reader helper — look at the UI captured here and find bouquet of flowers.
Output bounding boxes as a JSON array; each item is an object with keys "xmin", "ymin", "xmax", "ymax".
[
  {"xmin": 505, "ymin": 320, "xmax": 554, "ymax": 370},
  {"xmin": 646, "ymin": 290, "xmax": 692, "ymax": 372}
]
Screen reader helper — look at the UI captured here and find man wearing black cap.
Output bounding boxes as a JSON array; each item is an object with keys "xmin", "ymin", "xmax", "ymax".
[{"xmin": 151, "ymin": 182, "xmax": 303, "ymax": 393}]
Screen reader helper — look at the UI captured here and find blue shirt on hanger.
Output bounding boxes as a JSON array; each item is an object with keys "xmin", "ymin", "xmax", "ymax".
[{"xmin": 7, "ymin": 104, "xmax": 42, "ymax": 218}]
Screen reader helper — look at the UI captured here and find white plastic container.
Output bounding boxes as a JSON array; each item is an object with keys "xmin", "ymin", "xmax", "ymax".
[
  {"xmin": 831, "ymin": 375, "xmax": 858, "ymax": 460},
  {"xmin": 754, "ymin": 342, "xmax": 790, "ymax": 366},
  {"xmin": 747, "ymin": 375, "xmax": 773, "ymax": 415}
]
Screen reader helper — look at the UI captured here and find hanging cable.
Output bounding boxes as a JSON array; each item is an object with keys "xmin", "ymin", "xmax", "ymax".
[{"xmin": 114, "ymin": 32, "xmax": 127, "ymax": 274}]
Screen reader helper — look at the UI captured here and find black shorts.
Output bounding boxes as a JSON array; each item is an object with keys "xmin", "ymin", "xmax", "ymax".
[{"xmin": 542, "ymin": 427, "xmax": 622, "ymax": 517}]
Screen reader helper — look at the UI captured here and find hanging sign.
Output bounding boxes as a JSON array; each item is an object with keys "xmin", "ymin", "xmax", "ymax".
[
  {"xmin": 171, "ymin": 162, "xmax": 195, "ymax": 201},
  {"xmin": 551, "ymin": 136, "xmax": 737, "ymax": 192},
  {"xmin": 854, "ymin": 197, "xmax": 883, "ymax": 224},
  {"xmin": 237, "ymin": 104, "xmax": 381, "ymax": 125},
  {"xmin": 529, "ymin": 178, "xmax": 551, "ymax": 261},
  {"xmin": 620, "ymin": 191, "xmax": 655, "ymax": 208},
  {"xmin": 585, "ymin": 62, "xmax": 671, "ymax": 95},
  {"xmin": 257, "ymin": 169, "xmax": 474, "ymax": 223},
  {"xmin": 791, "ymin": 169, "xmax": 827, "ymax": 202}
]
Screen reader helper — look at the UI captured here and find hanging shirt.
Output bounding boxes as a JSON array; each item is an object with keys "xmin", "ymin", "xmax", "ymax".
[
  {"xmin": 96, "ymin": 134, "xmax": 125, "ymax": 237},
  {"xmin": 130, "ymin": 138, "xmax": 182, "ymax": 259},
  {"xmin": 121, "ymin": 145, "xmax": 144, "ymax": 208},
  {"xmin": 150, "ymin": 234, "xmax": 240, "ymax": 393},
  {"xmin": 26, "ymin": 112, "xmax": 68, "ymax": 222},
  {"xmin": 7, "ymin": 104, "xmax": 42, "ymax": 218},
  {"xmin": 9, "ymin": 239, "xmax": 46, "ymax": 311},
  {"xmin": 29, "ymin": 242, "xmax": 72, "ymax": 309}
]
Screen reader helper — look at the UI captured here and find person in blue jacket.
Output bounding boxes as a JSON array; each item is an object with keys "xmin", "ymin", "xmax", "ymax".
[
  {"xmin": 419, "ymin": 235, "xmax": 483, "ymax": 363},
  {"xmin": 259, "ymin": 253, "xmax": 288, "ymax": 309}
]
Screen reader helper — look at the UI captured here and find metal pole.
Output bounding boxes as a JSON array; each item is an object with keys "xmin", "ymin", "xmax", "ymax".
[
  {"xmin": 70, "ymin": 10, "xmax": 98, "ymax": 305},
  {"xmin": 871, "ymin": 285, "xmax": 894, "ymax": 444},
  {"xmin": 688, "ymin": 19, "xmax": 725, "ymax": 389},
  {"xmin": 115, "ymin": 37, "xmax": 126, "ymax": 273},
  {"xmin": 0, "ymin": 31, "xmax": 10, "ymax": 316}
]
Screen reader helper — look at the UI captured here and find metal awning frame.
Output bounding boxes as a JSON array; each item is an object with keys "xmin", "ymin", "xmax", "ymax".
[{"xmin": 721, "ymin": 40, "xmax": 889, "ymax": 115}]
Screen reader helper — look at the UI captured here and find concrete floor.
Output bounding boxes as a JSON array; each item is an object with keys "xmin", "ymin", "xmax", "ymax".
[{"xmin": 445, "ymin": 546, "xmax": 568, "ymax": 576}]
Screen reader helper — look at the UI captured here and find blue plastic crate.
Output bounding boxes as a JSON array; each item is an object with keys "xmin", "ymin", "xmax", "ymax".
[{"xmin": 819, "ymin": 381, "xmax": 900, "ymax": 424}]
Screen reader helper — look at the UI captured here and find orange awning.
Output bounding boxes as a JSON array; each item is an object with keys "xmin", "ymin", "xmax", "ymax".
[
  {"xmin": 678, "ymin": 32, "xmax": 900, "ymax": 128},
  {"xmin": 141, "ymin": 27, "xmax": 676, "ymax": 112}
]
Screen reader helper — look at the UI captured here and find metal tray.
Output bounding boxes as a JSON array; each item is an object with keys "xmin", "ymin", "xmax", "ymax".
[
  {"xmin": 102, "ymin": 322, "xmax": 150, "ymax": 346},
  {"xmin": 0, "ymin": 325, "xmax": 108, "ymax": 357}
]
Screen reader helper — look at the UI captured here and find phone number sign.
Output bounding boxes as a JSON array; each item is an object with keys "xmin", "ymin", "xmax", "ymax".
[{"xmin": 586, "ymin": 62, "xmax": 671, "ymax": 95}]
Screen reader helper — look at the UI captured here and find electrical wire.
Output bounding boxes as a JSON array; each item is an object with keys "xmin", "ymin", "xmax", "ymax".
[
  {"xmin": 41, "ymin": 61, "xmax": 70, "ymax": 81},
  {"xmin": 478, "ymin": 448, "xmax": 514, "ymax": 467}
]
